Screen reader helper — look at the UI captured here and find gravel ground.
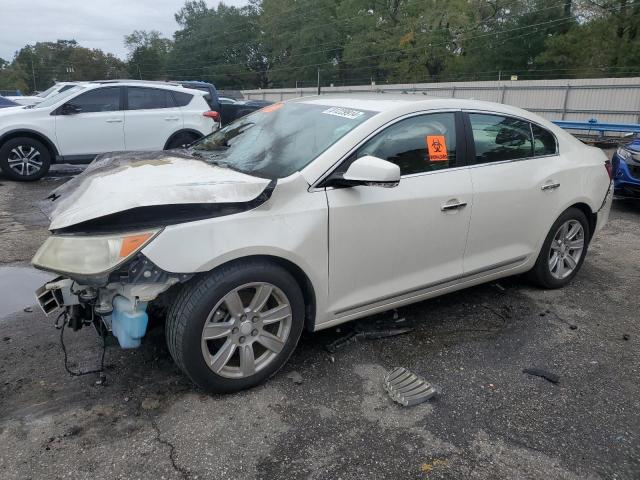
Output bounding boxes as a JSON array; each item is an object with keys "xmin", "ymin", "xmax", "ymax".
[{"xmin": 0, "ymin": 161, "xmax": 638, "ymax": 480}]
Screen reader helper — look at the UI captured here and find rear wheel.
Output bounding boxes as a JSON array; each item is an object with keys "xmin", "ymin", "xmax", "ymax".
[
  {"xmin": 0, "ymin": 137, "xmax": 51, "ymax": 181},
  {"xmin": 528, "ymin": 207, "xmax": 590, "ymax": 289},
  {"xmin": 166, "ymin": 259, "xmax": 305, "ymax": 393},
  {"xmin": 165, "ymin": 131, "xmax": 201, "ymax": 150}
]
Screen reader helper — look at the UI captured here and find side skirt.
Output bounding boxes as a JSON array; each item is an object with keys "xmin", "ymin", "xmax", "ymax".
[{"xmin": 315, "ymin": 256, "xmax": 528, "ymax": 332}]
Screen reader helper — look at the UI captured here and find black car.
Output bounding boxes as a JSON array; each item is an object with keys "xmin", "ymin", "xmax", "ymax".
[{"xmin": 177, "ymin": 81, "xmax": 272, "ymax": 125}]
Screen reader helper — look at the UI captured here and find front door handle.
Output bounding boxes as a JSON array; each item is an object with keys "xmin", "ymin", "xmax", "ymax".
[
  {"xmin": 541, "ymin": 182, "xmax": 561, "ymax": 191},
  {"xmin": 441, "ymin": 200, "xmax": 468, "ymax": 212}
]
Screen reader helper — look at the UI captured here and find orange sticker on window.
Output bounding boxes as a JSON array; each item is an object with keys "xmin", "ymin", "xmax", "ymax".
[
  {"xmin": 261, "ymin": 102, "xmax": 284, "ymax": 113},
  {"xmin": 426, "ymin": 135, "xmax": 448, "ymax": 162}
]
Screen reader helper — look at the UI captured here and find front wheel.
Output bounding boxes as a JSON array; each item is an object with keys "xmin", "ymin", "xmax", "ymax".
[
  {"xmin": 528, "ymin": 207, "xmax": 590, "ymax": 289},
  {"xmin": 165, "ymin": 260, "xmax": 305, "ymax": 393},
  {"xmin": 0, "ymin": 137, "xmax": 51, "ymax": 181}
]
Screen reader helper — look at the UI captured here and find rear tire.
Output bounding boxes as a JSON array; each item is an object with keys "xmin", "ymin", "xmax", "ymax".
[
  {"xmin": 166, "ymin": 259, "xmax": 305, "ymax": 393},
  {"xmin": 0, "ymin": 137, "xmax": 51, "ymax": 181},
  {"xmin": 165, "ymin": 132, "xmax": 201, "ymax": 150},
  {"xmin": 527, "ymin": 207, "xmax": 590, "ymax": 289}
]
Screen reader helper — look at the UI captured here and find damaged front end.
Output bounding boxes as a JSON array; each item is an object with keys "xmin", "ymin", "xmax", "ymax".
[
  {"xmin": 32, "ymin": 150, "xmax": 274, "ymax": 349},
  {"xmin": 34, "ymin": 234, "xmax": 190, "ymax": 348}
]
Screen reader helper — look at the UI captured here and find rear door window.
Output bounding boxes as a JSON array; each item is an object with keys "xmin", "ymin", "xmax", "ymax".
[
  {"xmin": 127, "ymin": 87, "xmax": 176, "ymax": 110},
  {"xmin": 468, "ymin": 113, "xmax": 533, "ymax": 163}
]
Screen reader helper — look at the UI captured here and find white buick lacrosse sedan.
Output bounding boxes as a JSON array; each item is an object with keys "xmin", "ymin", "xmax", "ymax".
[{"xmin": 33, "ymin": 95, "xmax": 613, "ymax": 392}]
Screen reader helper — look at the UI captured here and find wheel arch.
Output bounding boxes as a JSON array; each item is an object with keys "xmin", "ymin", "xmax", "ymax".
[
  {"xmin": 163, "ymin": 129, "xmax": 204, "ymax": 150},
  {"xmin": 568, "ymin": 202, "xmax": 597, "ymax": 242},
  {"xmin": 208, "ymin": 254, "xmax": 317, "ymax": 332},
  {"xmin": 0, "ymin": 129, "xmax": 59, "ymax": 159}
]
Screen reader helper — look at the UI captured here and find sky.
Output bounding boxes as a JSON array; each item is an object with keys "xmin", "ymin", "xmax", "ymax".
[{"xmin": 0, "ymin": 0, "xmax": 248, "ymax": 61}]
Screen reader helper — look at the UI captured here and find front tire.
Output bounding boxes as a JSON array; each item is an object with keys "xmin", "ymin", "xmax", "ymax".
[
  {"xmin": 166, "ymin": 260, "xmax": 305, "ymax": 393},
  {"xmin": 528, "ymin": 207, "xmax": 590, "ymax": 289},
  {"xmin": 0, "ymin": 137, "xmax": 51, "ymax": 181}
]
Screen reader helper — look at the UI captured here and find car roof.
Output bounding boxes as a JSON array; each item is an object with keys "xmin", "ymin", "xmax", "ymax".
[
  {"xmin": 87, "ymin": 80, "xmax": 206, "ymax": 95},
  {"xmin": 293, "ymin": 93, "xmax": 537, "ymax": 119}
]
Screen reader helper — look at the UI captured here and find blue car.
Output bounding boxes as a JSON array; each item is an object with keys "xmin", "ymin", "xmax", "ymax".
[
  {"xmin": 612, "ymin": 139, "xmax": 640, "ymax": 198},
  {"xmin": 0, "ymin": 96, "xmax": 19, "ymax": 108}
]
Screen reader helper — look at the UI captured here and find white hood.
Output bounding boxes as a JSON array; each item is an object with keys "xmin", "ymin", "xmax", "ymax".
[{"xmin": 42, "ymin": 151, "xmax": 272, "ymax": 230}]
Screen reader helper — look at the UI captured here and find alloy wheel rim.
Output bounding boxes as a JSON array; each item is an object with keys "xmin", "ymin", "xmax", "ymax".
[
  {"xmin": 548, "ymin": 219, "xmax": 585, "ymax": 280},
  {"xmin": 201, "ymin": 282, "xmax": 292, "ymax": 379},
  {"xmin": 7, "ymin": 145, "xmax": 42, "ymax": 176}
]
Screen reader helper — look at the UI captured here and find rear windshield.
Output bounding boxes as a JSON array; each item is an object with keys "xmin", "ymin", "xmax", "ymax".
[{"xmin": 191, "ymin": 102, "xmax": 376, "ymax": 179}]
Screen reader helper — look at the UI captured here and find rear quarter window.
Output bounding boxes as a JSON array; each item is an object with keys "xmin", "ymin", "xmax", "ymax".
[
  {"xmin": 173, "ymin": 91, "xmax": 194, "ymax": 107},
  {"xmin": 532, "ymin": 124, "xmax": 557, "ymax": 156}
]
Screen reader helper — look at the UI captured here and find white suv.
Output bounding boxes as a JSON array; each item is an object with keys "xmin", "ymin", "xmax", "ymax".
[{"xmin": 0, "ymin": 81, "xmax": 218, "ymax": 181}]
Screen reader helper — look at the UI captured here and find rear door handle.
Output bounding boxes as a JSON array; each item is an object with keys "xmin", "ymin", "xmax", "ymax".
[
  {"xmin": 106, "ymin": 118, "xmax": 122, "ymax": 123},
  {"xmin": 441, "ymin": 200, "xmax": 468, "ymax": 212},
  {"xmin": 541, "ymin": 182, "xmax": 561, "ymax": 191},
  {"xmin": 164, "ymin": 116, "xmax": 179, "ymax": 121}
]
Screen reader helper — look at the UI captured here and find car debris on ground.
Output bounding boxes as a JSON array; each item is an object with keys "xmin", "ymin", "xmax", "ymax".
[{"xmin": 384, "ymin": 367, "xmax": 437, "ymax": 406}]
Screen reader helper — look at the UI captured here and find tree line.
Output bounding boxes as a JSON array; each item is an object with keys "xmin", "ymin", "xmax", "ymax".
[{"xmin": 1, "ymin": 0, "xmax": 639, "ymax": 93}]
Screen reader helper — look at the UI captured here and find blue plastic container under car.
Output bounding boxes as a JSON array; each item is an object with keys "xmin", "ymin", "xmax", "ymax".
[
  {"xmin": 110, "ymin": 296, "xmax": 149, "ymax": 348},
  {"xmin": 611, "ymin": 139, "xmax": 640, "ymax": 199}
]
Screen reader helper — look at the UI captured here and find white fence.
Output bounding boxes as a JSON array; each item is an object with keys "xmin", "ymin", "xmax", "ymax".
[{"xmin": 242, "ymin": 77, "xmax": 640, "ymax": 125}]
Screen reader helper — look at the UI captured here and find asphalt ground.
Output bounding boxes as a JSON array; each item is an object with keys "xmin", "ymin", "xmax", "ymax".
[{"xmin": 0, "ymin": 160, "xmax": 638, "ymax": 479}]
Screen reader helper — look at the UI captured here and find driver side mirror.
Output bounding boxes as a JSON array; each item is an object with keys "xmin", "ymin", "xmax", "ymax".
[
  {"xmin": 59, "ymin": 103, "xmax": 81, "ymax": 115},
  {"xmin": 338, "ymin": 155, "xmax": 400, "ymax": 188}
]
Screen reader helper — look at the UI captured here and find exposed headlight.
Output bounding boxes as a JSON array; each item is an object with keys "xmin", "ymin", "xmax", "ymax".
[
  {"xmin": 616, "ymin": 147, "xmax": 632, "ymax": 161},
  {"xmin": 32, "ymin": 230, "xmax": 160, "ymax": 276}
]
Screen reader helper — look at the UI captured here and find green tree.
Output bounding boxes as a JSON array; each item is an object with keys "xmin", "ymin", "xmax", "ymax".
[
  {"xmin": 12, "ymin": 40, "xmax": 126, "ymax": 93},
  {"xmin": 168, "ymin": 1, "xmax": 266, "ymax": 88},
  {"xmin": 125, "ymin": 30, "xmax": 173, "ymax": 80}
]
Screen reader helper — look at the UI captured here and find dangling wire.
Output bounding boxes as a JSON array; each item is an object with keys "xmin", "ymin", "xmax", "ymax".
[{"xmin": 57, "ymin": 309, "xmax": 107, "ymax": 377}]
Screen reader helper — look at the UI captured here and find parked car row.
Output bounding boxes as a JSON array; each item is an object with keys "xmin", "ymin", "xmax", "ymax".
[
  {"xmin": 0, "ymin": 81, "xmax": 220, "ymax": 181},
  {"xmin": 0, "ymin": 79, "xmax": 273, "ymax": 181},
  {"xmin": 32, "ymin": 95, "xmax": 613, "ymax": 392}
]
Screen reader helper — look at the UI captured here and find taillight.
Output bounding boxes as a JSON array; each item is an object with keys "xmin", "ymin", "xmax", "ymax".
[
  {"xmin": 203, "ymin": 111, "xmax": 220, "ymax": 122},
  {"xmin": 604, "ymin": 160, "xmax": 613, "ymax": 180}
]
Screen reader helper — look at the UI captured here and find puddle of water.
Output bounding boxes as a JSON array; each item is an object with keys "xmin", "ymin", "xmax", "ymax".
[{"xmin": 0, "ymin": 266, "xmax": 55, "ymax": 319}]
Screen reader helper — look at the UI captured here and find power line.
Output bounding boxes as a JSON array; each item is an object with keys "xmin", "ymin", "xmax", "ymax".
[{"xmin": 140, "ymin": 0, "xmax": 572, "ymax": 69}]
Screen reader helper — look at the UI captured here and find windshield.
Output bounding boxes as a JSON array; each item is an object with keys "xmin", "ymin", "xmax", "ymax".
[
  {"xmin": 34, "ymin": 85, "xmax": 84, "ymax": 109},
  {"xmin": 37, "ymin": 85, "xmax": 58, "ymax": 98},
  {"xmin": 191, "ymin": 102, "xmax": 375, "ymax": 179}
]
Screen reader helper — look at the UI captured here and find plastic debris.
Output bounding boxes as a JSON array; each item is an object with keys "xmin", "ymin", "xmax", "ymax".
[
  {"xmin": 384, "ymin": 367, "xmax": 437, "ymax": 406},
  {"xmin": 325, "ymin": 312, "xmax": 414, "ymax": 353},
  {"xmin": 522, "ymin": 368, "xmax": 559, "ymax": 384}
]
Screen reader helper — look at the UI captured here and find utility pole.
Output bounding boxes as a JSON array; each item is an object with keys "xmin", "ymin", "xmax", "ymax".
[
  {"xmin": 317, "ymin": 67, "xmax": 321, "ymax": 95},
  {"xmin": 137, "ymin": 64, "xmax": 142, "ymax": 80},
  {"xmin": 31, "ymin": 59, "xmax": 36, "ymax": 92}
]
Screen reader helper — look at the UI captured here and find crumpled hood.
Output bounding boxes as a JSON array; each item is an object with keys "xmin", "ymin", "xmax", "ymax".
[{"xmin": 42, "ymin": 150, "xmax": 272, "ymax": 230}]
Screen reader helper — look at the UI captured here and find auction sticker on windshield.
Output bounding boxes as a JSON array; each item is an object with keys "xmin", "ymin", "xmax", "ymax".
[{"xmin": 322, "ymin": 107, "xmax": 365, "ymax": 120}]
